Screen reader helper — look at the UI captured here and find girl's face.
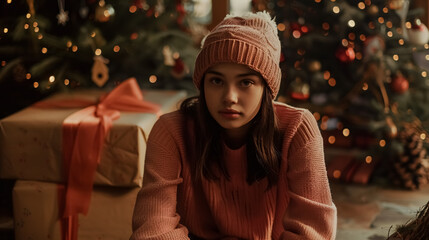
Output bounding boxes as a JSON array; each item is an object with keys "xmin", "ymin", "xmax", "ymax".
[{"xmin": 204, "ymin": 63, "xmax": 265, "ymax": 133}]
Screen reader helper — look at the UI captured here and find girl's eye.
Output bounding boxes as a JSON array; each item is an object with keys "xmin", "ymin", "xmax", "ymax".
[
  {"xmin": 241, "ymin": 79, "xmax": 254, "ymax": 87},
  {"xmin": 210, "ymin": 77, "xmax": 223, "ymax": 85}
]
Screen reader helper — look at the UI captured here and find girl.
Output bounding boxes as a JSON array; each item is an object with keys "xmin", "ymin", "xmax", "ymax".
[{"xmin": 131, "ymin": 11, "xmax": 337, "ymax": 240}]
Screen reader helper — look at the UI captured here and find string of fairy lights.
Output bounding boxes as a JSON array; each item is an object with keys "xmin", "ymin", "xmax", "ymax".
[
  {"xmin": 2, "ymin": 0, "xmax": 428, "ymax": 87},
  {"xmin": 272, "ymin": 0, "xmax": 429, "ymax": 174},
  {"xmin": 2, "ymin": 0, "xmax": 429, "ymax": 154},
  {"xmin": 1, "ymin": 0, "xmax": 183, "ymax": 89}
]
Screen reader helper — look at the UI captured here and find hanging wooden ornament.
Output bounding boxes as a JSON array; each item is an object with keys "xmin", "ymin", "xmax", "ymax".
[
  {"xmin": 162, "ymin": 46, "xmax": 175, "ymax": 66},
  {"xmin": 91, "ymin": 56, "xmax": 109, "ymax": 87}
]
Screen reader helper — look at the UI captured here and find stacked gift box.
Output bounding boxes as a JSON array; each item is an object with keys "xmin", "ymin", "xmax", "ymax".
[{"xmin": 0, "ymin": 79, "xmax": 187, "ymax": 240}]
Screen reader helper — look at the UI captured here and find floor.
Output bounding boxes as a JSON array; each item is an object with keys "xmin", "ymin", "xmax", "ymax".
[
  {"xmin": 1, "ymin": 180, "xmax": 428, "ymax": 239},
  {"xmin": 333, "ymin": 181, "xmax": 429, "ymax": 240}
]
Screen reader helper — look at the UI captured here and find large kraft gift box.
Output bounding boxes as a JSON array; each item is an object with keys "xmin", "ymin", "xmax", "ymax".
[
  {"xmin": 13, "ymin": 180, "xmax": 139, "ymax": 240},
  {"xmin": 0, "ymin": 88, "xmax": 186, "ymax": 187}
]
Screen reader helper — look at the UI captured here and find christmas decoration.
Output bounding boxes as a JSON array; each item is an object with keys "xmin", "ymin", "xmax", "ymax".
[
  {"xmin": 176, "ymin": 0, "xmax": 186, "ymax": 25},
  {"xmin": 388, "ymin": 0, "xmax": 405, "ymax": 10},
  {"xmin": 390, "ymin": 74, "xmax": 409, "ymax": 94},
  {"xmin": 327, "ymin": 154, "xmax": 379, "ymax": 185},
  {"xmin": 0, "ymin": 1, "xmax": 199, "ymax": 93},
  {"xmin": 155, "ymin": 0, "xmax": 165, "ymax": 16},
  {"xmin": 395, "ymin": 0, "xmax": 410, "ymax": 40},
  {"xmin": 0, "ymin": 0, "xmax": 199, "ymax": 121},
  {"xmin": 289, "ymin": 78, "xmax": 310, "ymax": 100},
  {"xmin": 57, "ymin": 0, "xmax": 69, "ymax": 26},
  {"xmin": 280, "ymin": 52, "xmax": 285, "ymax": 63},
  {"xmin": 335, "ymin": 46, "xmax": 355, "ymax": 63},
  {"xmin": 390, "ymin": 128, "xmax": 429, "ymax": 190},
  {"xmin": 407, "ymin": 19, "xmax": 429, "ymax": 45},
  {"xmin": 290, "ymin": 20, "xmax": 310, "ymax": 37},
  {"xmin": 307, "ymin": 60, "xmax": 321, "ymax": 72},
  {"xmin": 95, "ymin": 0, "xmax": 115, "ymax": 22},
  {"xmin": 363, "ymin": 35, "xmax": 385, "ymax": 59},
  {"xmin": 386, "ymin": 116, "xmax": 398, "ymax": 139},
  {"xmin": 162, "ymin": 46, "xmax": 175, "ymax": 66},
  {"xmin": 171, "ymin": 58, "xmax": 189, "ymax": 79},
  {"xmin": 133, "ymin": 0, "xmax": 144, "ymax": 9},
  {"xmin": 274, "ymin": 0, "xmax": 429, "ymax": 188},
  {"xmin": 91, "ymin": 56, "xmax": 109, "ymax": 87}
]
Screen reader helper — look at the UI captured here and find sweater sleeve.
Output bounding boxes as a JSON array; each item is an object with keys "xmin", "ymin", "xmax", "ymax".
[
  {"xmin": 130, "ymin": 116, "xmax": 189, "ymax": 240},
  {"xmin": 280, "ymin": 110, "xmax": 337, "ymax": 240}
]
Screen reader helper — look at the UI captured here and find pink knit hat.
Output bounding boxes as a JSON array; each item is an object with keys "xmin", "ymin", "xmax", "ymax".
[{"xmin": 193, "ymin": 11, "xmax": 282, "ymax": 98}]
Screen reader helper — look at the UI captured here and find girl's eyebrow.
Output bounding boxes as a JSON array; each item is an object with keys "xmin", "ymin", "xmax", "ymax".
[
  {"xmin": 206, "ymin": 70, "xmax": 259, "ymax": 78},
  {"xmin": 206, "ymin": 70, "xmax": 223, "ymax": 76}
]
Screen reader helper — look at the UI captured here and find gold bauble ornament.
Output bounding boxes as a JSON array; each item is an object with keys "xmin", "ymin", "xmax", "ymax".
[{"xmin": 307, "ymin": 60, "xmax": 322, "ymax": 72}]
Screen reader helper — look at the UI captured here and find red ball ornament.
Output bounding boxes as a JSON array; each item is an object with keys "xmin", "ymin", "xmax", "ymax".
[
  {"xmin": 335, "ymin": 46, "xmax": 355, "ymax": 63},
  {"xmin": 391, "ymin": 75, "xmax": 409, "ymax": 94},
  {"xmin": 172, "ymin": 58, "xmax": 185, "ymax": 74},
  {"xmin": 176, "ymin": 0, "xmax": 186, "ymax": 24},
  {"xmin": 171, "ymin": 58, "xmax": 189, "ymax": 79},
  {"xmin": 134, "ymin": 0, "xmax": 144, "ymax": 9},
  {"xmin": 290, "ymin": 22, "xmax": 310, "ymax": 36},
  {"xmin": 280, "ymin": 52, "xmax": 285, "ymax": 62}
]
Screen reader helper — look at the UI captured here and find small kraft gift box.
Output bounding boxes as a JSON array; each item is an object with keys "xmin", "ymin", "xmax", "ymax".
[
  {"xmin": 0, "ymin": 78, "xmax": 187, "ymax": 240},
  {"xmin": 13, "ymin": 180, "xmax": 140, "ymax": 240}
]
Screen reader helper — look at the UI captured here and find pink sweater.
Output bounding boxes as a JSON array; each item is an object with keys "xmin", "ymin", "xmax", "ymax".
[{"xmin": 131, "ymin": 102, "xmax": 337, "ymax": 240}]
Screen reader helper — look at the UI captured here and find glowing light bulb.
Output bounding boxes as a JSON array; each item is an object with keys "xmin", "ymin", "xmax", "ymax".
[{"xmin": 149, "ymin": 75, "xmax": 157, "ymax": 83}]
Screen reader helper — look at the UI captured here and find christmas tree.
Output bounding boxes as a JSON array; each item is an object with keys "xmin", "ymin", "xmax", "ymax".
[
  {"xmin": 272, "ymin": 0, "xmax": 429, "ymax": 188},
  {"xmin": 0, "ymin": 0, "xmax": 201, "ymax": 118}
]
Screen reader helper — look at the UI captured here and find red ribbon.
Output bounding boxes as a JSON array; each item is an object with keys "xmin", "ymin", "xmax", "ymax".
[{"xmin": 35, "ymin": 78, "xmax": 160, "ymax": 240}]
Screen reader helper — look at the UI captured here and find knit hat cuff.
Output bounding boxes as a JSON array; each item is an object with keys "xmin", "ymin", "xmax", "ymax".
[{"xmin": 193, "ymin": 39, "xmax": 281, "ymax": 98}]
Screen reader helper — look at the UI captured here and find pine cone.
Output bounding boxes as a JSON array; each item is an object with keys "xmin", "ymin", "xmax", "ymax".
[{"xmin": 391, "ymin": 128, "xmax": 429, "ymax": 190}]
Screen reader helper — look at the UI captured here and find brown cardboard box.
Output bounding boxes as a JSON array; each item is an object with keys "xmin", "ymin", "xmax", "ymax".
[
  {"xmin": 13, "ymin": 180, "xmax": 140, "ymax": 240},
  {"xmin": 0, "ymin": 89, "xmax": 186, "ymax": 187}
]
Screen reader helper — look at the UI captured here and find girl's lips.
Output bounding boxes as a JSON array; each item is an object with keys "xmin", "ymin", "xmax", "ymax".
[{"xmin": 219, "ymin": 109, "xmax": 241, "ymax": 119}]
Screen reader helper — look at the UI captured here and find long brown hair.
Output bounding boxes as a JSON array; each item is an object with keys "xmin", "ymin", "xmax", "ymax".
[{"xmin": 180, "ymin": 81, "xmax": 281, "ymax": 188}]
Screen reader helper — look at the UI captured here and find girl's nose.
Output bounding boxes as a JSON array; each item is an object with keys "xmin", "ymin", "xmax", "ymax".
[{"xmin": 223, "ymin": 86, "xmax": 238, "ymax": 105}]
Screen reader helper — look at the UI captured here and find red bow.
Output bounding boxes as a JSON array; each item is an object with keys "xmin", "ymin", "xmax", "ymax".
[{"xmin": 35, "ymin": 78, "xmax": 160, "ymax": 240}]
